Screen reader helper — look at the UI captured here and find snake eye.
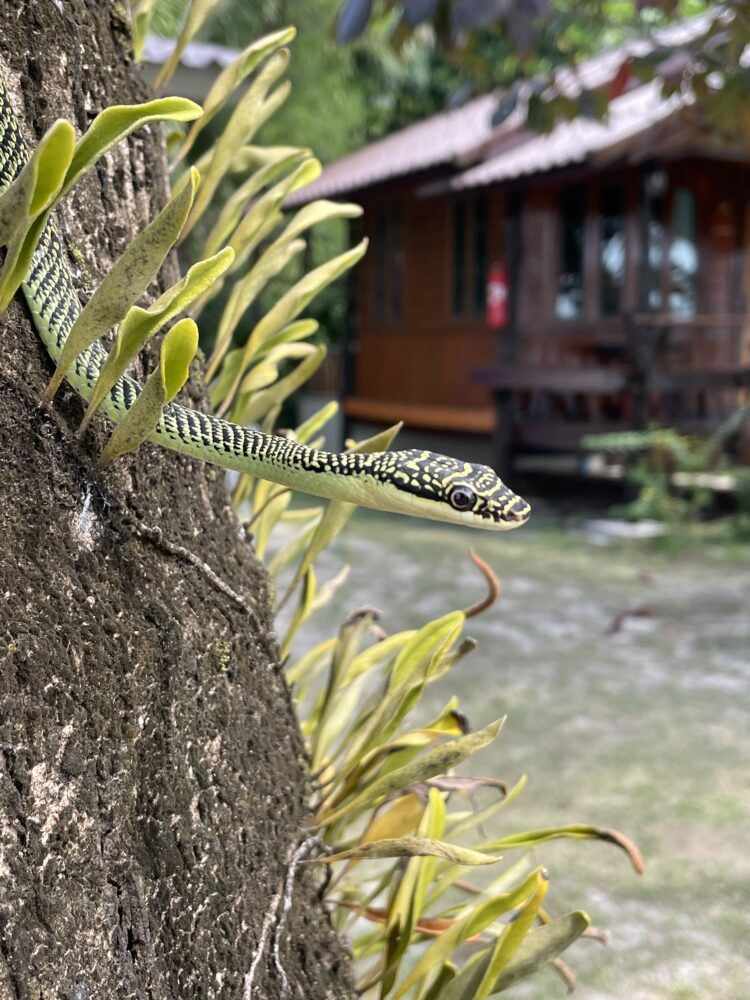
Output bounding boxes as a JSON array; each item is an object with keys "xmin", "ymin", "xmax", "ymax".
[{"xmin": 449, "ymin": 485, "xmax": 476, "ymax": 512}]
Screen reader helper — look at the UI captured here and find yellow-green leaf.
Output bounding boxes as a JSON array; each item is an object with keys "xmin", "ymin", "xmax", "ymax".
[
  {"xmin": 183, "ymin": 49, "xmax": 291, "ymax": 238},
  {"xmin": 282, "ymin": 199, "xmax": 363, "ymax": 243},
  {"xmin": 286, "ymin": 636, "xmax": 337, "ymax": 691},
  {"xmin": 153, "ymin": 0, "xmax": 225, "ymax": 91},
  {"xmin": 481, "ymin": 824, "xmax": 645, "ymax": 874},
  {"xmin": 321, "ymin": 836, "xmax": 500, "ymax": 867},
  {"xmin": 81, "ymin": 245, "xmax": 233, "ymax": 430},
  {"xmin": 473, "ymin": 871, "xmax": 549, "ymax": 1000},
  {"xmin": 294, "ymin": 400, "xmax": 338, "ymax": 445},
  {"xmin": 209, "ymin": 237, "xmax": 307, "ymax": 386},
  {"xmin": 394, "ymin": 867, "xmax": 547, "ymax": 999},
  {"xmin": 177, "ymin": 28, "xmax": 296, "ymax": 158},
  {"xmin": 45, "ymin": 168, "xmax": 199, "ymax": 405},
  {"xmin": 62, "ymin": 98, "xmax": 201, "ymax": 199},
  {"xmin": 231, "ymin": 143, "xmax": 304, "ymax": 173},
  {"xmin": 389, "ymin": 612, "xmax": 465, "ymax": 693},
  {"xmin": 203, "ymin": 149, "xmax": 308, "ymax": 258},
  {"xmin": 446, "ymin": 775, "xmax": 528, "ymax": 842},
  {"xmin": 100, "ymin": 317, "xmax": 198, "ymax": 464},
  {"xmin": 0, "ymin": 119, "xmax": 75, "ymax": 311},
  {"xmin": 238, "ymin": 341, "xmax": 316, "ymax": 397},
  {"xmin": 419, "ymin": 962, "xmax": 458, "ymax": 1000},
  {"xmin": 160, "ymin": 316, "xmax": 199, "ymax": 398},
  {"xmin": 345, "ymin": 632, "xmax": 414, "ymax": 685},
  {"xmin": 231, "ymin": 344, "xmax": 326, "ymax": 426},
  {"xmin": 220, "ymin": 156, "xmax": 320, "ymax": 278},
  {"xmin": 441, "ymin": 911, "xmax": 590, "ymax": 999},
  {"xmin": 219, "ymin": 238, "xmax": 364, "ymax": 412},
  {"xmin": 318, "ymin": 716, "xmax": 506, "ymax": 827},
  {"xmin": 381, "ymin": 792, "xmax": 447, "ymax": 997},
  {"xmin": 244, "ymin": 237, "xmax": 366, "ymax": 352},
  {"xmin": 280, "ymin": 567, "xmax": 316, "ymax": 661},
  {"xmin": 131, "ymin": 0, "xmax": 161, "ymax": 60},
  {"xmin": 362, "ymin": 794, "xmax": 426, "ymax": 845},
  {"xmin": 266, "ymin": 510, "xmax": 322, "ymax": 578}
]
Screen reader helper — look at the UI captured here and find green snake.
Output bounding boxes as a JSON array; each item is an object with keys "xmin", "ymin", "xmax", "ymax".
[{"xmin": 0, "ymin": 77, "xmax": 530, "ymax": 531}]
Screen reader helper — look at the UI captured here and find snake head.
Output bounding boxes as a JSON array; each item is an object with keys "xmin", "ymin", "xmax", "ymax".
[{"xmin": 366, "ymin": 449, "xmax": 531, "ymax": 530}]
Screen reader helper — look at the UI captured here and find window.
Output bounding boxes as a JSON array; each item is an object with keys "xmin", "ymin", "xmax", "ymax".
[
  {"xmin": 371, "ymin": 202, "xmax": 404, "ymax": 324},
  {"xmin": 556, "ymin": 185, "xmax": 586, "ymax": 318},
  {"xmin": 451, "ymin": 196, "xmax": 488, "ymax": 317},
  {"xmin": 600, "ymin": 184, "xmax": 626, "ymax": 316},
  {"xmin": 669, "ymin": 187, "xmax": 697, "ymax": 318}
]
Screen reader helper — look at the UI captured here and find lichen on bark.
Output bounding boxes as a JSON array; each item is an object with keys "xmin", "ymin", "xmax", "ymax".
[{"xmin": 0, "ymin": 2, "xmax": 354, "ymax": 997}]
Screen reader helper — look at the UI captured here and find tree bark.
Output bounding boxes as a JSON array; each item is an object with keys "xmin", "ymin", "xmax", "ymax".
[{"xmin": 0, "ymin": 3, "xmax": 354, "ymax": 997}]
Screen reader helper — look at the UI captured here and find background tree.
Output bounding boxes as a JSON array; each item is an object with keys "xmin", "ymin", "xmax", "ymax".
[
  {"xmin": 0, "ymin": 3, "xmax": 354, "ymax": 996},
  {"xmin": 334, "ymin": 0, "xmax": 748, "ymax": 131}
]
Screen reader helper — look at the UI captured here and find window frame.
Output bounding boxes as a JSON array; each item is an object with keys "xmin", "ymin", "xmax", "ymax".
[
  {"xmin": 450, "ymin": 194, "xmax": 490, "ymax": 321},
  {"xmin": 370, "ymin": 200, "xmax": 405, "ymax": 327}
]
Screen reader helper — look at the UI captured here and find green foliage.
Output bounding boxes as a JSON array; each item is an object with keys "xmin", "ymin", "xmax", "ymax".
[
  {"xmin": 442, "ymin": 912, "xmax": 591, "ymax": 999},
  {"xmin": 282, "ymin": 603, "xmax": 642, "ymax": 997},
  {"xmin": 176, "ymin": 27, "xmax": 297, "ymax": 160},
  {"xmin": 334, "ymin": 0, "xmax": 745, "ymax": 131},
  {"xmin": 323, "ymin": 836, "xmax": 501, "ymax": 867},
  {"xmin": 80, "ymin": 246, "xmax": 235, "ymax": 432},
  {"xmin": 130, "ymin": 0, "xmax": 162, "ymax": 59},
  {"xmin": 175, "ymin": 25, "xmax": 644, "ymax": 995},
  {"xmin": 45, "ymin": 166, "xmax": 200, "ymax": 404},
  {"xmin": 585, "ymin": 413, "xmax": 750, "ymax": 532},
  {"xmin": 181, "ymin": 45, "xmax": 294, "ymax": 239}
]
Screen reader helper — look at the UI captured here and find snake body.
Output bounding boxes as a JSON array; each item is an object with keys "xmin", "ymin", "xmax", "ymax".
[{"xmin": 1, "ymin": 77, "xmax": 530, "ymax": 530}]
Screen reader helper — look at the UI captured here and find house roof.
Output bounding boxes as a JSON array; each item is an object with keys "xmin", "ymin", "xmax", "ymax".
[
  {"xmin": 439, "ymin": 81, "xmax": 686, "ymax": 191},
  {"xmin": 287, "ymin": 91, "xmax": 502, "ymax": 201},
  {"xmin": 287, "ymin": 10, "xmax": 721, "ymax": 204}
]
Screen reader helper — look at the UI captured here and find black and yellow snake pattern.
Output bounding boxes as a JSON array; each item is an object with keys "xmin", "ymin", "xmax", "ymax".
[{"xmin": 1, "ymin": 77, "xmax": 530, "ymax": 531}]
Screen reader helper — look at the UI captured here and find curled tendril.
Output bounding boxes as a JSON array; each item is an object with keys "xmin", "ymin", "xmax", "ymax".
[{"xmin": 462, "ymin": 548, "xmax": 501, "ymax": 619}]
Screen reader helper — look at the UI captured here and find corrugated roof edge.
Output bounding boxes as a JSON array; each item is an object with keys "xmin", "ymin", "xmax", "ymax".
[
  {"xmin": 423, "ymin": 82, "xmax": 687, "ymax": 194},
  {"xmin": 284, "ymin": 8, "xmax": 723, "ymax": 207}
]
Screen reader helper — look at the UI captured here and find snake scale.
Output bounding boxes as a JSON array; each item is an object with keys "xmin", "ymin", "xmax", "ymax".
[{"xmin": 0, "ymin": 76, "xmax": 530, "ymax": 530}]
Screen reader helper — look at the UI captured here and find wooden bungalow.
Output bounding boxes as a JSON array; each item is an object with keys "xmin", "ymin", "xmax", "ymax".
[{"xmin": 290, "ymin": 13, "xmax": 750, "ymax": 474}]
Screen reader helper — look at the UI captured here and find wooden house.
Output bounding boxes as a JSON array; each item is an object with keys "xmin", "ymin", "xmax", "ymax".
[{"xmin": 290, "ymin": 14, "xmax": 750, "ymax": 473}]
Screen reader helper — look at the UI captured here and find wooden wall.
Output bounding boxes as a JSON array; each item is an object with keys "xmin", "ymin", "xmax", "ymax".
[{"xmin": 351, "ymin": 177, "xmax": 501, "ymax": 427}]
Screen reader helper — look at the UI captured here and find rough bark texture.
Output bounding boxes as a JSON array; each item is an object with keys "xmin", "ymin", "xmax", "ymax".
[{"xmin": 0, "ymin": 3, "xmax": 354, "ymax": 997}]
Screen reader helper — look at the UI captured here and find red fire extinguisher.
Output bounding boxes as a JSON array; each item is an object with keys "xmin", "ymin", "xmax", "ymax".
[{"xmin": 486, "ymin": 262, "xmax": 508, "ymax": 328}]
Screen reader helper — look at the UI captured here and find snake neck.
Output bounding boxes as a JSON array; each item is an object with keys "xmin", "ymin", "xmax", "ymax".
[{"xmin": 154, "ymin": 407, "xmax": 376, "ymax": 497}]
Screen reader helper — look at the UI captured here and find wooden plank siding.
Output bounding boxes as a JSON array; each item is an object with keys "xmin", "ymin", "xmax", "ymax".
[
  {"xmin": 343, "ymin": 157, "xmax": 750, "ymax": 454},
  {"xmin": 351, "ymin": 178, "xmax": 499, "ymax": 430},
  {"xmin": 507, "ymin": 160, "xmax": 750, "ymax": 384}
]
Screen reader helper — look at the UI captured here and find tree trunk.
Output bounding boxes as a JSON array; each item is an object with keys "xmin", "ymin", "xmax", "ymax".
[{"xmin": 0, "ymin": 3, "xmax": 354, "ymax": 997}]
